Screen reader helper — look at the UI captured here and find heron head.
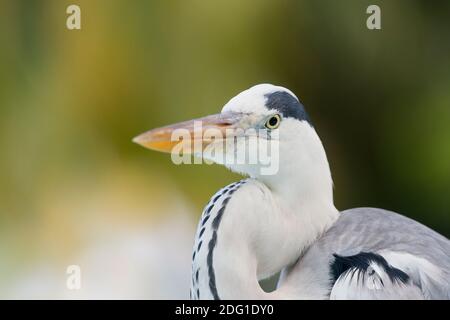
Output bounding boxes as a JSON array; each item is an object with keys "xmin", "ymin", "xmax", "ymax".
[{"xmin": 133, "ymin": 84, "xmax": 320, "ymax": 179}]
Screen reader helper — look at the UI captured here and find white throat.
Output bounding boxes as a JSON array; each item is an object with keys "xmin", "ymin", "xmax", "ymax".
[{"xmin": 190, "ymin": 125, "xmax": 339, "ymax": 299}]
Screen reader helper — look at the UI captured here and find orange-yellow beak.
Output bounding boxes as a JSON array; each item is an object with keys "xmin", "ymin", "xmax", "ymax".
[{"xmin": 133, "ymin": 112, "xmax": 244, "ymax": 154}]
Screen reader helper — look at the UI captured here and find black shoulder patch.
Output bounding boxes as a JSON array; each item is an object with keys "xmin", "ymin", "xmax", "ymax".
[
  {"xmin": 330, "ymin": 252, "xmax": 410, "ymax": 285},
  {"xmin": 264, "ymin": 91, "xmax": 312, "ymax": 126}
]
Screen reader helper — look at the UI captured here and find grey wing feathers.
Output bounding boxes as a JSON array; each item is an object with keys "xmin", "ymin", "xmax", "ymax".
[
  {"xmin": 288, "ymin": 207, "xmax": 450, "ymax": 299},
  {"xmin": 328, "ymin": 208, "xmax": 450, "ymax": 299}
]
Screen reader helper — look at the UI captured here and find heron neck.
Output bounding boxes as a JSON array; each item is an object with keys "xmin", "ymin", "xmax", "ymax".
[
  {"xmin": 192, "ymin": 132, "xmax": 339, "ymax": 299},
  {"xmin": 258, "ymin": 126, "xmax": 335, "ymax": 209},
  {"xmin": 192, "ymin": 179, "xmax": 338, "ymax": 299}
]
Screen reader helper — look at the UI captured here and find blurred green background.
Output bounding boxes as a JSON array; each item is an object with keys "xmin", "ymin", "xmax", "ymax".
[{"xmin": 0, "ymin": 0, "xmax": 449, "ymax": 298}]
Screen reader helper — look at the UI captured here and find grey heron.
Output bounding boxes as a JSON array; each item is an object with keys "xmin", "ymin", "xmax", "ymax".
[{"xmin": 133, "ymin": 84, "xmax": 450, "ymax": 299}]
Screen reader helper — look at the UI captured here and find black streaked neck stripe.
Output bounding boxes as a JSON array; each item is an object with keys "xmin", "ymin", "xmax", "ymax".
[{"xmin": 207, "ymin": 181, "xmax": 245, "ymax": 300}]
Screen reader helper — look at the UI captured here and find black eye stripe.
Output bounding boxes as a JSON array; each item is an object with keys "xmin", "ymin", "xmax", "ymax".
[{"xmin": 264, "ymin": 91, "xmax": 313, "ymax": 127}]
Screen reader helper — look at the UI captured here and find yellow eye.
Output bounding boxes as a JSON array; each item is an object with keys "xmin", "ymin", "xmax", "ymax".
[{"xmin": 265, "ymin": 114, "xmax": 281, "ymax": 129}]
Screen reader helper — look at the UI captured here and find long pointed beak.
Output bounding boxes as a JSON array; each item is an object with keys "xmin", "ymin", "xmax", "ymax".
[{"xmin": 133, "ymin": 112, "xmax": 244, "ymax": 154}]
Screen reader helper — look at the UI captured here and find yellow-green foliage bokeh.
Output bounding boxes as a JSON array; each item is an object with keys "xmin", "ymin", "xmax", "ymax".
[{"xmin": 0, "ymin": 0, "xmax": 449, "ymax": 296}]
